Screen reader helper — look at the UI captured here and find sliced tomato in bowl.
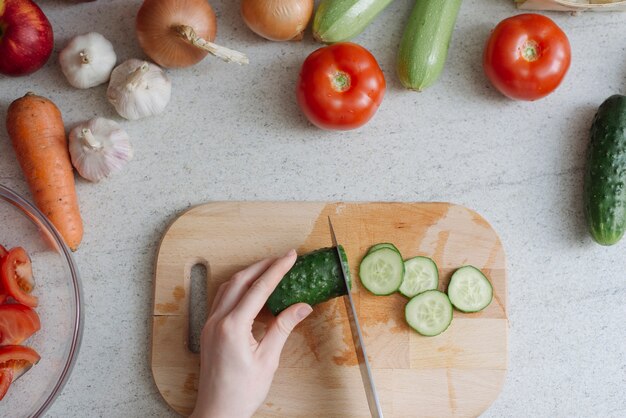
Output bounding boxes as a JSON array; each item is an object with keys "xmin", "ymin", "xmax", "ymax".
[
  {"xmin": 0, "ymin": 304, "xmax": 41, "ymax": 345},
  {"xmin": 0, "ymin": 345, "xmax": 40, "ymax": 381},
  {"xmin": 0, "ymin": 367, "xmax": 13, "ymax": 401},
  {"xmin": 0, "ymin": 245, "xmax": 9, "ymax": 305},
  {"xmin": 1, "ymin": 247, "xmax": 38, "ymax": 307}
]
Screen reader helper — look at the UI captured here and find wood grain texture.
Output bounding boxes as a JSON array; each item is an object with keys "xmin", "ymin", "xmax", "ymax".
[{"xmin": 152, "ymin": 202, "xmax": 508, "ymax": 417}]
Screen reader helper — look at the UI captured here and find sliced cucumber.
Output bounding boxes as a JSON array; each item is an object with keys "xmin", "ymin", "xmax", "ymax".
[
  {"xmin": 367, "ymin": 242, "xmax": 400, "ymax": 255},
  {"xmin": 447, "ymin": 266, "xmax": 493, "ymax": 313},
  {"xmin": 399, "ymin": 256, "xmax": 439, "ymax": 298},
  {"xmin": 359, "ymin": 247, "xmax": 404, "ymax": 295},
  {"xmin": 405, "ymin": 290, "xmax": 452, "ymax": 336}
]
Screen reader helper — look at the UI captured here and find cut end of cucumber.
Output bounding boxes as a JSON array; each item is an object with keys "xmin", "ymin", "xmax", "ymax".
[
  {"xmin": 399, "ymin": 256, "xmax": 439, "ymax": 298},
  {"xmin": 405, "ymin": 290, "xmax": 452, "ymax": 337},
  {"xmin": 447, "ymin": 266, "xmax": 493, "ymax": 313},
  {"xmin": 359, "ymin": 247, "xmax": 404, "ymax": 296}
]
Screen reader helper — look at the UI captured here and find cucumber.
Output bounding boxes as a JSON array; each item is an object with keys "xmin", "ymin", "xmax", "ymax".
[
  {"xmin": 397, "ymin": 0, "xmax": 462, "ymax": 91},
  {"xmin": 266, "ymin": 246, "xmax": 351, "ymax": 315},
  {"xmin": 405, "ymin": 290, "xmax": 452, "ymax": 336},
  {"xmin": 399, "ymin": 256, "xmax": 439, "ymax": 298},
  {"xmin": 447, "ymin": 266, "xmax": 492, "ymax": 313},
  {"xmin": 359, "ymin": 247, "xmax": 404, "ymax": 295},
  {"xmin": 366, "ymin": 242, "xmax": 400, "ymax": 255},
  {"xmin": 584, "ymin": 94, "xmax": 626, "ymax": 246},
  {"xmin": 313, "ymin": 0, "xmax": 395, "ymax": 44}
]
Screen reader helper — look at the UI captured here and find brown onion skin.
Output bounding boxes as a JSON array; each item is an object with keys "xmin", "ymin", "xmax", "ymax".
[
  {"xmin": 136, "ymin": 0, "xmax": 217, "ymax": 68},
  {"xmin": 241, "ymin": 0, "xmax": 313, "ymax": 42}
]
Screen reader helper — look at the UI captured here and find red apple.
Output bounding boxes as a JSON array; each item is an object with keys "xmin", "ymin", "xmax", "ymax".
[{"xmin": 0, "ymin": 0, "xmax": 53, "ymax": 76}]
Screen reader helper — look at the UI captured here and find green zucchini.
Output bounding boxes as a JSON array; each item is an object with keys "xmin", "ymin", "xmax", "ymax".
[
  {"xmin": 397, "ymin": 0, "xmax": 462, "ymax": 91},
  {"xmin": 266, "ymin": 246, "xmax": 351, "ymax": 315},
  {"xmin": 584, "ymin": 95, "xmax": 626, "ymax": 246},
  {"xmin": 313, "ymin": 0, "xmax": 395, "ymax": 44}
]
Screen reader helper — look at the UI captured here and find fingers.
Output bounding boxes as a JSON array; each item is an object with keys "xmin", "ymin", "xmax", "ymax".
[
  {"xmin": 208, "ymin": 257, "xmax": 277, "ymax": 319},
  {"xmin": 259, "ymin": 303, "xmax": 312, "ymax": 359},
  {"xmin": 232, "ymin": 249, "xmax": 297, "ymax": 322}
]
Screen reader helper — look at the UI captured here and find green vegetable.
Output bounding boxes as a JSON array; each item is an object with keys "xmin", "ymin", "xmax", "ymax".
[
  {"xmin": 266, "ymin": 246, "xmax": 351, "ymax": 315},
  {"xmin": 584, "ymin": 94, "xmax": 626, "ymax": 246},
  {"xmin": 399, "ymin": 256, "xmax": 439, "ymax": 298},
  {"xmin": 313, "ymin": 0, "xmax": 395, "ymax": 44},
  {"xmin": 366, "ymin": 242, "xmax": 400, "ymax": 255},
  {"xmin": 405, "ymin": 290, "xmax": 452, "ymax": 336},
  {"xmin": 447, "ymin": 266, "xmax": 492, "ymax": 313},
  {"xmin": 397, "ymin": 0, "xmax": 462, "ymax": 91},
  {"xmin": 359, "ymin": 247, "xmax": 404, "ymax": 295}
]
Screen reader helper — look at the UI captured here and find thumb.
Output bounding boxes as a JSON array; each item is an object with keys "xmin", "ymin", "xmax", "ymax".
[{"xmin": 260, "ymin": 303, "xmax": 313, "ymax": 359}]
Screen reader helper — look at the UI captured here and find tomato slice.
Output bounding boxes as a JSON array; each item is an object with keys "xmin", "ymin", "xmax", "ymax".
[
  {"xmin": 0, "ymin": 367, "xmax": 13, "ymax": 401},
  {"xmin": 1, "ymin": 247, "xmax": 38, "ymax": 307},
  {"xmin": 0, "ymin": 246, "xmax": 9, "ymax": 305},
  {"xmin": 0, "ymin": 346, "xmax": 40, "ymax": 381},
  {"xmin": 0, "ymin": 304, "xmax": 41, "ymax": 345}
]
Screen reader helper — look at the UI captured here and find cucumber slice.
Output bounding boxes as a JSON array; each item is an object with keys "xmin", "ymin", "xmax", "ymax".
[
  {"xmin": 399, "ymin": 256, "xmax": 439, "ymax": 298},
  {"xmin": 359, "ymin": 247, "xmax": 404, "ymax": 295},
  {"xmin": 405, "ymin": 290, "xmax": 452, "ymax": 336},
  {"xmin": 447, "ymin": 266, "xmax": 493, "ymax": 313},
  {"xmin": 367, "ymin": 242, "xmax": 400, "ymax": 255}
]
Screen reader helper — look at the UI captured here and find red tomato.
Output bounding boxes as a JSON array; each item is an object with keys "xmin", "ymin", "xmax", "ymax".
[
  {"xmin": 483, "ymin": 14, "xmax": 571, "ymax": 101},
  {"xmin": 0, "ymin": 368, "xmax": 12, "ymax": 401},
  {"xmin": 0, "ymin": 245, "xmax": 8, "ymax": 304},
  {"xmin": 1, "ymin": 247, "xmax": 38, "ymax": 307},
  {"xmin": 0, "ymin": 304, "xmax": 41, "ymax": 345},
  {"xmin": 296, "ymin": 42, "xmax": 386, "ymax": 130},
  {"xmin": 0, "ymin": 345, "xmax": 40, "ymax": 380}
]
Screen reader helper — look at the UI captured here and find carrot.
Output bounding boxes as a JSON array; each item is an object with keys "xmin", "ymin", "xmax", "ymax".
[{"xmin": 6, "ymin": 93, "xmax": 83, "ymax": 251}]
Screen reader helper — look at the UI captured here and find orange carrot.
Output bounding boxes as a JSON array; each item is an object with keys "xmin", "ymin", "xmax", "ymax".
[{"xmin": 6, "ymin": 93, "xmax": 83, "ymax": 251}]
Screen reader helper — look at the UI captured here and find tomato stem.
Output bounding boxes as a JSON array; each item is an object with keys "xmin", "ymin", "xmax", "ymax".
[
  {"xmin": 521, "ymin": 40, "xmax": 540, "ymax": 62},
  {"xmin": 332, "ymin": 71, "xmax": 351, "ymax": 92}
]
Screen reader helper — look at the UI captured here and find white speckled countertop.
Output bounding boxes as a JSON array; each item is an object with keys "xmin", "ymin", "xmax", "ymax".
[{"xmin": 1, "ymin": 0, "xmax": 625, "ymax": 417}]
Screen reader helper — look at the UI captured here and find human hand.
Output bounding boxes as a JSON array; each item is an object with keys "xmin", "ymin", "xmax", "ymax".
[{"xmin": 190, "ymin": 249, "xmax": 313, "ymax": 418}]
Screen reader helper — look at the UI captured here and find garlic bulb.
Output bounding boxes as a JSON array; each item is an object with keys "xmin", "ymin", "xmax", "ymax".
[
  {"xmin": 59, "ymin": 33, "xmax": 117, "ymax": 89},
  {"xmin": 69, "ymin": 117, "xmax": 133, "ymax": 182},
  {"xmin": 107, "ymin": 59, "xmax": 171, "ymax": 120}
]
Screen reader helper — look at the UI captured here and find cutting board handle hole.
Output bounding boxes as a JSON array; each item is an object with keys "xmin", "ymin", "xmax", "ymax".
[{"xmin": 189, "ymin": 262, "xmax": 209, "ymax": 354}]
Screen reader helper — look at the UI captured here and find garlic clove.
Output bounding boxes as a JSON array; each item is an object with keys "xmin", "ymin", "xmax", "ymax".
[
  {"xmin": 106, "ymin": 59, "xmax": 172, "ymax": 120},
  {"xmin": 69, "ymin": 117, "xmax": 133, "ymax": 182},
  {"xmin": 59, "ymin": 32, "xmax": 117, "ymax": 89}
]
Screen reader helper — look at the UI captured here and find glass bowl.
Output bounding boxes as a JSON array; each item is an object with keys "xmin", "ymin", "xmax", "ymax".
[{"xmin": 0, "ymin": 185, "xmax": 83, "ymax": 418}]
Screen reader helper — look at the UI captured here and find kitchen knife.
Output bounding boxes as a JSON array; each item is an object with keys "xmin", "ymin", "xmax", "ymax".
[{"xmin": 328, "ymin": 217, "xmax": 384, "ymax": 418}]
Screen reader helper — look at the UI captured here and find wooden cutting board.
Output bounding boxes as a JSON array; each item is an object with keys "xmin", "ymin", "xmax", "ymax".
[{"xmin": 152, "ymin": 202, "xmax": 508, "ymax": 417}]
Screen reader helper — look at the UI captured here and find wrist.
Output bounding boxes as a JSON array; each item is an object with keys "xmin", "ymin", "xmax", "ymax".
[{"xmin": 191, "ymin": 401, "xmax": 249, "ymax": 418}]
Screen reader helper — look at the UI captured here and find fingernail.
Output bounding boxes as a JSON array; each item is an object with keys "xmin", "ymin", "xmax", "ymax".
[
  {"xmin": 296, "ymin": 305, "xmax": 313, "ymax": 320},
  {"xmin": 284, "ymin": 249, "xmax": 296, "ymax": 257}
]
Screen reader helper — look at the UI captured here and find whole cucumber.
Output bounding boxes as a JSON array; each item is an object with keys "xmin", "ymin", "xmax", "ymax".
[
  {"xmin": 584, "ymin": 94, "xmax": 626, "ymax": 245},
  {"xmin": 313, "ymin": 0, "xmax": 395, "ymax": 44},
  {"xmin": 266, "ymin": 246, "xmax": 351, "ymax": 315},
  {"xmin": 397, "ymin": 0, "xmax": 462, "ymax": 91}
]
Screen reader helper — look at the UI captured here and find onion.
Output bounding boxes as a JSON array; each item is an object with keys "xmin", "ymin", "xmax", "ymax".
[
  {"xmin": 136, "ymin": 0, "xmax": 248, "ymax": 68},
  {"xmin": 241, "ymin": 0, "xmax": 313, "ymax": 42}
]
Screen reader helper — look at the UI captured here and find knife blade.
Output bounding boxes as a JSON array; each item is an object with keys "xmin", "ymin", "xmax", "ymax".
[{"xmin": 328, "ymin": 217, "xmax": 384, "ymax": 418}]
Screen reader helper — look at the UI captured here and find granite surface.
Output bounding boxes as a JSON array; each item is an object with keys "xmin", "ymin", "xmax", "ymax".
[{"xmin": 0, "ymin": 0, "xmax": 625, "ymax": 417}]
